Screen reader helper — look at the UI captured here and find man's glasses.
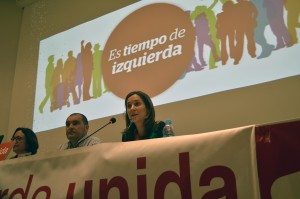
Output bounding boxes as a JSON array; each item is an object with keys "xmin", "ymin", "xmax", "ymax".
[{"xmin": 11, "ymin": 136, "xmax": 24, "ymax": 142}]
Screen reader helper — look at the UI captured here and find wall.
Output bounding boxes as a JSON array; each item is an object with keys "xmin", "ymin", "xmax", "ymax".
[
  {"xmin": 0, "ymin": 0, "xmax": 22, "ymax": 137},
  {"xmin": 4, "ymin": 0, "xmax": 300, "ymax": 154}
]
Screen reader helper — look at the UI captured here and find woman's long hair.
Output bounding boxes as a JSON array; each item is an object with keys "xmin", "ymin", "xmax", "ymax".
[{"xmin": 123, "ymin": 91, "xmax": 156, "ymax": 138}]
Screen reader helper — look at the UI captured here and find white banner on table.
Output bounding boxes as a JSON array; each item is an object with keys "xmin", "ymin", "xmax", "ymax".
[{"xmin": 0, "ymin": 125, "xmax": 259, "ymax": 199}]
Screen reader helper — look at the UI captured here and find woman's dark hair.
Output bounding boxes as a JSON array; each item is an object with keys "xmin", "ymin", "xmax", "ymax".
[
  {"xmin": 123, "ymin": 91, "xmax": 156, "ymax": 138},
  {"xmin": 12, "ymin": 127, "xmax": 39, "ymax": 154}
]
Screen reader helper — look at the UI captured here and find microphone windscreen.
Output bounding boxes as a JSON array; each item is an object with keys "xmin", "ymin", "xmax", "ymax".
[{"xmin": 110, "ymin": 117, "xmax": 116, "ymax": 124}]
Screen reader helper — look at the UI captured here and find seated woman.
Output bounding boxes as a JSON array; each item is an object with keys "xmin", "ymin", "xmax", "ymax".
[
  {"xmin": 122, "ymin": 91, "xmax": 165, "ymax": 141},
  {"xmin": 11, "ymin": 127, "xmax": 39, "ymax": 158}
]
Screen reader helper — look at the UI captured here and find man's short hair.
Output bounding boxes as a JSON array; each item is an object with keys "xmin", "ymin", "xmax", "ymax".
[{"xmin": 69, "ymin": 113, "xmax": 89, "ymax": 125}]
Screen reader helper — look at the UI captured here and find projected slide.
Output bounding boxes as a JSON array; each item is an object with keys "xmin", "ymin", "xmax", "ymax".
[{"xmin": 33, "ymin": 0, "xmax": 300, "ymax": 132}]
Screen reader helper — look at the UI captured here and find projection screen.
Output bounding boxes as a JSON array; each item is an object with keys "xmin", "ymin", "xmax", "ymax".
[{"xmin": 33, "ymin": 0, "xmax": 300, "ymax": 132}]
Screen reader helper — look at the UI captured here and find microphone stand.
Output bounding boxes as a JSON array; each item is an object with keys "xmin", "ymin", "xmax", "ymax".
[{"xmin": 75, "ymin": 119, "xmax": 115, "ymax": 147}]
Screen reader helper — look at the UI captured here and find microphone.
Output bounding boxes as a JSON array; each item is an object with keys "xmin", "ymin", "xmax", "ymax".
[
  {"xmin": 76, "ymin": 117, "xmax": 116, "ymax": 147},
  {"xmin": 110, "ymin": 117, "xmax": 116, "ymax": 124}
]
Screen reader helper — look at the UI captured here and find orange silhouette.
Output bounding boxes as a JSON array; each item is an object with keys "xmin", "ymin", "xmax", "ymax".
[{"xmin": 233, "ymin": 0, "xmax": 258, "ymax": 65}]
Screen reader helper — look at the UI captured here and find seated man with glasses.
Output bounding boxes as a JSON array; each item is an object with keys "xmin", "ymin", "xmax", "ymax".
[{"xmin": 10, "ymin": 127, "xmax": 39, "ymax": 159}]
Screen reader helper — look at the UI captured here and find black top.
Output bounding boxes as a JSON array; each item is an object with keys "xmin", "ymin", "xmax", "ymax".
[
  {"xmin": 0, "ymin": 135, "xmax": 4, "ymax": 144},
  {"xmin": 122, "ymin": 121, "xmax": 165, "ymax": 142}
]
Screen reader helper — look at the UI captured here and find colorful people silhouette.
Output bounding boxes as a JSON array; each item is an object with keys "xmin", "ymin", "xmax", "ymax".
[
  {"xmin": 92, "ymin": 43, "xmax": 102, "ymax": 98},
  {"xmin": 182, "ymin": 10, "xmax": 202, "ymax": 74},
  {"xmin": 39, "ymin": 55, "xmax": 55, "ymax": 113},
  {"xmin": 191, "ymin": 2, "xmax": 220, "ymax": 69},
  {"xmin": 52, "ymin": 58, "xmax": 64, "ymax": 111},
  {"xmin": 63, "ymin": 50, "xmax": 79, "ymax": 105},
  {"xmin": 81, "ymin": 40, "xmax": 94, "ymax": 101},
  {"xmin": 233, "ymin": 0, "xmax": 258, "ymax": 65},
  {"xmin": 216, "ymin": 1, "xmax": 236, "ymax": 65},
  {"xmin": 251, "ymin": 0, "xmax": 274, "ymax": 59},
  {"xmin": 263, "ymin": 0, "xmax": 292, "ymax": 49},
  {"xmin": 74, "ymin": 52, "xmax": 84, "ymax": 103},
  {"xmin": 284, "ymin": 0, "xmax": 300, "ymax": 45}
]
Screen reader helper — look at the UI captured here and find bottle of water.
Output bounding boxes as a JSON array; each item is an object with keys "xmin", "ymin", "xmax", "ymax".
[{"xmin": 163, "ymin": 119, "xmax": 175, "ymax": 137}]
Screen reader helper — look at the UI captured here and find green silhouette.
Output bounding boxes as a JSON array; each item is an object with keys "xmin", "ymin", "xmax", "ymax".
[
  {"xmin": 92, "ymin": 43, "xmax": 109, "ymax": 99},
  {"xmin": 39, "ymin": 55, "xmax": 55, "ymax": 113},
  {"xmin": 92, "ymin": 43, "xmax": 103, "ymax": 98},
  {"xmin": 190, "ymin": 0, "xmax": 221, "ymax": 69}
]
